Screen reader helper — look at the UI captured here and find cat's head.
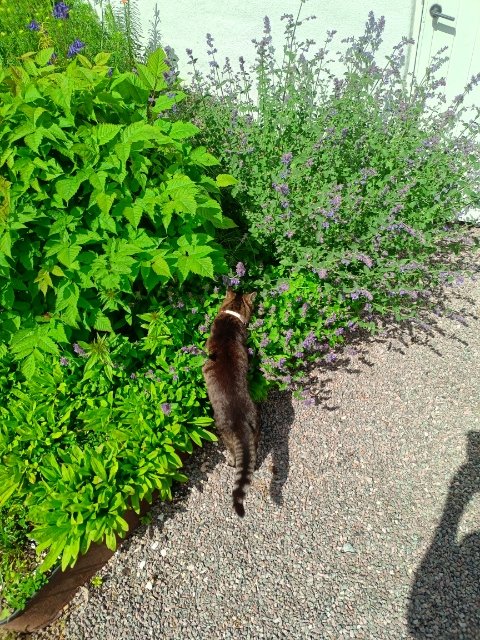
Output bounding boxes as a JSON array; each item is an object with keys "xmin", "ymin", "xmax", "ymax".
[{"xmin": 220, "ymin": 288, "xmax": 257, "ymax": 324}]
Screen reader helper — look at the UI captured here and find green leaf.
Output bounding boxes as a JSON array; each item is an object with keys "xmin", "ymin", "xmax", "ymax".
[
  {"xmin": 151, "ymin": 254, "xmax": 171, "ymax": 278},
  {"xmin": 56, "ymin": 174, "xmax": 86, "ymax": 202},
  {"xmin": 169, "ymin": 122, "xmax": 200, "ymax": 140},
  {"xmin": 146, "ymin": 48, "xmax": 169, "ymax": 86},
  {"xmin": 216, "ymin": 173, "xmax": 238, "ymax": 187},
  {"xmin": 21, "ymin": 352, "xmax": 36, "ymax": 379},
  {"xmin": 91, "ymin": 124, "xmax": 122, "ymax": 146},
  {"xmin": 190, "ymin": 146, "xmax": 220, "ymax": 167},
  {"xmin": 35, "ymin": 48, "xmax": 55, "ymax": 67}
]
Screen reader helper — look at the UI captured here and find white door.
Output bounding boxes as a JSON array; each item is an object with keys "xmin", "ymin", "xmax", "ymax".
[
  {"xmin": 413, "ymin": 0, "xmax": 480, "ymax": 105},
  {"xmin": 413, "ymin": 1, "xmax": 480, "ymax": 221}
]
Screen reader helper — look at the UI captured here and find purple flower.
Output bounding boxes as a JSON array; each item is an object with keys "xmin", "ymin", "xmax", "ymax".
[
  {"xmin": 47, "ymin": 53, "xmax": 58, "ymax": 66},
  {"xmin": 67, "ymin": 39, "xmax": 85, "ymax": 58},
  {"xmin": 302, "ymin": 332, "xmax": 317, "ymax": 350},
  {"xmin": 27, "ymin": 20, "xmax": 41, "ymax": 31},
  {"xmin": 285, "ymin": 329, "xmax": 293, "ymax": 343},
  {"xmin": 278, "ymin": 282, "xmax": 289, "ymax": 294},
  {"xmin": 272, "ymin": 182, "xmax": 289, "ymax": 195},
  {"xmin": 130, "ymin": 373, "xmax": 137, "ymax": 379},
  {"xmin": 161, "ymin": 403, "xmax": 172, "ymax": 416},
  {"xmin": 357, "ymin": 254, "xmax": 373, "ymax": 268},
  {"xmin": 73, "ymin": 343, "xmax": 86, "ymax": 356},
  {"xmin": 314, "ymin": 268, "xmax": 328, "ymax": 279},
  {"xmin": 52, "ymin": 2, "xmax": 69, "ymax": 19},
  {"xmin": 59, "ymin": 356, "xmax": 69, "ymax": 366},
  {"xmin": 236, "ymin": 262, "xmax": 246, "ymax": 277},
  {"xmin": 107, "ymin": 67, "xmax": 113, "ymax": 77},
  {"xmin": 350, "ymin": 289, "xmax": 373, "ymax": 301},
  {"xmin": 281, "ymin": 152, "xmax": 293, "ymax": 165}
]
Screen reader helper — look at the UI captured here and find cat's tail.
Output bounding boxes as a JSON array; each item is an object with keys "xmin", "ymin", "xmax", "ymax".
[{"xmin": 232, "ymin": 428, "xmax": 256, "ymax": 517}]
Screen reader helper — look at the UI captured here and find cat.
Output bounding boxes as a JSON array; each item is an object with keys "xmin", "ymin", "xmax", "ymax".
[{"xmin": 202, "ymin": 289, "xmax": 259, "ymax": 517}]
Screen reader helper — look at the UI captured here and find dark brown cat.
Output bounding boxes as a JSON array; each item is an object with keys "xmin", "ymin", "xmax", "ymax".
[{"xmin": 202, "ymin": 289, "xmax": 259, "ymax": 517}]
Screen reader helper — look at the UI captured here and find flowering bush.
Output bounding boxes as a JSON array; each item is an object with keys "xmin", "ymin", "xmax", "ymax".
[{"xmin": 171, "ymin": 4, "xmax": 479, "ymax": 387}]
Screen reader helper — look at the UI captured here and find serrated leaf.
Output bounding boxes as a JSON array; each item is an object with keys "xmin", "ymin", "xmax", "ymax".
[
  {"xmin": 56, "ymin": 175, "xmax": 85, "ymax": 202},
  {"xmin": 21, "ymin": 352, "xmax": 36, "ymax": 379},
  {"xmin": 146, "ymin": 48, "xmax": 169, "ymax": 86},
  {"xmin": 122, "ymin": 204, "xmax": 143, "ymax": 228},
  {"xmin": 34, "ymin": 269, "xmax": 53, "ymax": 295},
  {"xmin": 94, "ymin": 52, "xmax": 111, "ymax": 66},
  {"xmin": 35, "ymin": 47, "xmax": 55, "ymax": 67},
  {"xmin": 51, "ymin": 265, "xmax": 65, "ymax": 277},
  {"xmin": 24, "ymin": 129, "xmax": 43, "ymax": 153},
  {"xmin": 190, "ymin": 146, "xmax": 220, "ymax": 166},
  {"xmin": 93, "ymin": 314, "xmax": 113, "ymax": 332},
  {"xmin": 151, "ymin": 254, "xmax": 171, "ymax": 278},
  {"xmin": 216, "ymin": 173, "xmax": 238, "ymax": 187},
  {"xmin": 169, "ymin": 122, "xmax": 199, "ymax": 140},
  {"xmin": 96, "ymin": 192, "xmax": 115, "ymax": 216},
  {"xmin": 58, "ymin": 245, "xmax": 81, "ymax": 268},
  {"xmin": 91, "ymin": 124, "xmax": 122, "ymax": 146}
]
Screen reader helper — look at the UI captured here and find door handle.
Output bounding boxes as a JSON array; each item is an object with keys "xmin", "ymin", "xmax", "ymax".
[{"xmin": 429, "ymin": 4, "xmax": 455, "ymax": 21}]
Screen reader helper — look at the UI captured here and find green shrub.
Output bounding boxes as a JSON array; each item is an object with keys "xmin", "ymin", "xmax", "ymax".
[
  {"xmin": 0, "ymin": 48, "xmax": 235, "ymax": 379},
  {"xmin": 0, "ymin": 289, "xmax": 223, "ymax": 614}
]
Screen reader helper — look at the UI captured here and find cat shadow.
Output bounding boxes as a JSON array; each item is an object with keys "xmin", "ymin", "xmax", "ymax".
[
  {"xmin": 407, "ymin": 431, "xmax": 480, "ymax": 639},
  {"xmin": 256, "ymin": 390, "xmax": 295, "ymax": 507}
]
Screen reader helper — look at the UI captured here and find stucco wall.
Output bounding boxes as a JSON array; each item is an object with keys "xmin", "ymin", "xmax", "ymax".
[{"xmin": 139, "ymin": 0, "xmax": 419, "ymax": 82}]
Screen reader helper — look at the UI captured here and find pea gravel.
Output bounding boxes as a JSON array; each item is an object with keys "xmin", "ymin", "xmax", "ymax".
[{"xmin": 28, "ymin": 262, "xmax": 480, "ymax": 640}]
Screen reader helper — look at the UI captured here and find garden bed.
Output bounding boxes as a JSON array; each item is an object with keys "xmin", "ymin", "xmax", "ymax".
[{"xmin": 0, "ymin": 0, "xmax": 479, "ymax": 626}]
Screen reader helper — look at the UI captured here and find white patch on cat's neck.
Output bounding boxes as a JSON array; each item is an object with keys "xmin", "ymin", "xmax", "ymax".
[{"xmin": 223, "ymin": 309, "xmax": 246, "ymax": 324}]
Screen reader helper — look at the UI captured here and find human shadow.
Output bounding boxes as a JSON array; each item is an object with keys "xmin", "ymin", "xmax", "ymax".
[
  {"xmin": 256, "ymin": 390, "xmax": 295, "ymax": 506},
  {"xmin": 407, "ymin": 431, "xmax": 480, "ymax": 639}
]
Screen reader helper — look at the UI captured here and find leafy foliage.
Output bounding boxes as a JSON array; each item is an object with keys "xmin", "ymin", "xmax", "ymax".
[
  {"xmin": 1, "ymin": 0, "xmax": 479, "ymax": 619},
  {"xmin": 0, "ymin": 0, "xmax": 144, "ymax": 71},
  {"xmin": 0, "ymin": 48, "xmax": 234, "ymax": 377}
]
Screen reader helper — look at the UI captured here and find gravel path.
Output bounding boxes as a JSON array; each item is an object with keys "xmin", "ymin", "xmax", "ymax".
[{"xmin": 29, "ymin": 265, "xmax": 480, "ymax": 640}]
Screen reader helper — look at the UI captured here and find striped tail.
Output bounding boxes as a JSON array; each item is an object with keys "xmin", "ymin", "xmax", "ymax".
[{"xmin": 232, "ymin": 429, "xmax": 256, "ymax": 517}]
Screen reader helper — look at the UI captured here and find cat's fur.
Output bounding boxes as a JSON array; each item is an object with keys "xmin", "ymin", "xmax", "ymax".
[{"xmin": 202, "ymin": 289, "xmax": 259, "ymax": 517}]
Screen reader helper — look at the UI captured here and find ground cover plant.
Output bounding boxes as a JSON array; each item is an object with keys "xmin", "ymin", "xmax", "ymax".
[{"xmin": 1, "ymin": 0, "xmax": 479, "ymax": 620}]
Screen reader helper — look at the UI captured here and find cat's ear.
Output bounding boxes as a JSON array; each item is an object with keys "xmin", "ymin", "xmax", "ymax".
[
  {"xmin": 224, "ymin": 288, "xmax": 236, "ymax": 302},
  {"xmin": 244, "ymin": 292, "xmax": 257, "ymax": 304}
]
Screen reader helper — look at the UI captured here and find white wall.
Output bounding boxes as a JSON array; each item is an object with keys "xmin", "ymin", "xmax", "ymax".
[{"xmin": 137, "ymin": 0, "xmax": 419, "ymax": 82}]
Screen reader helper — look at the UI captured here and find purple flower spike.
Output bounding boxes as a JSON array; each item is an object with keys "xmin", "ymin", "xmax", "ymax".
[
  {"xmin": 59, "ymin": 356, "xmax": 69, "ymax": 366},
  {"xmin": 27, "ymin": 20, "xmax": 41, "ymax": 31},
  {"xmin": 67, "ymin": 39, "xmax": 85, "ymax": 58},
  {"xmin": 52, "ymin": 2, "xmax": 70, "ymax": 19},
  {"xmin": 281, "ymin": 152, "xmax": 293, "ymax": 165},
  {"xmin": 73, "ymin": 343, "xmax": 86, "ymax": 356},
  {"xmin": 236, "ymin": 262, "xmax": 246, "ymax": 277},
  {"xmin": 161, "ymin": 403, "xmax": 172, "ymax": 416}
]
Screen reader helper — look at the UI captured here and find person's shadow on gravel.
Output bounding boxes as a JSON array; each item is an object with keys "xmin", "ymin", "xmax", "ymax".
[
  {"xmin": 256, "ymin": 391, "xmax": 295, "ymax": 506},
  {"xmin": 408, "ymin": 430, "xmax": 480, "ymax": 639}
]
